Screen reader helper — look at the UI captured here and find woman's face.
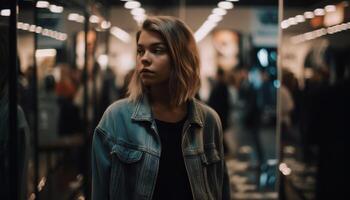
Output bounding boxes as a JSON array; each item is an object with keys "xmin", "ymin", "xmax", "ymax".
[{"xmin": 136, "ymin": 30, "xmax": 172, "ymax": 87}]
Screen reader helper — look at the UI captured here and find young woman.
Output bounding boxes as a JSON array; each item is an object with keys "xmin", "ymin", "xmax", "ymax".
[{"xmin": 92, "ymin": 16, "xmax": 230, "ymax": 200}]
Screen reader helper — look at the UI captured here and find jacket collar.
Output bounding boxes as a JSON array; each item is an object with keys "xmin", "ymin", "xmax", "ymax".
[
  {"xmin": 187, "ymin": 98, "xmax": 204, "ymax": 127},
  {"xmin": 131, "ymin": 95, "xmax": 153, "ymax": 122},
  {"xmin": 131, "ymin": 95, "xmax": 203, "ymax": 127}
]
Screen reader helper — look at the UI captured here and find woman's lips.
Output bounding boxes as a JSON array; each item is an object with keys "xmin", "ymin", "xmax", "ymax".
[{"xmin": 140, "ymin": 69, "xmax": 154, "ymax": 74}]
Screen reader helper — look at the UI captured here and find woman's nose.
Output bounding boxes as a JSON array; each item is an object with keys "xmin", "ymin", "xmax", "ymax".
[{"xmin": 140, "ymin": 51, "xmax": 151, "ymax": 66}]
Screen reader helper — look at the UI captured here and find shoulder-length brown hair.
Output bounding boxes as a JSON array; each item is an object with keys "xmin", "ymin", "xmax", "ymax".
[{"xmin": 127, "ymin": 16, "xmax": 200, "ymax": 106}]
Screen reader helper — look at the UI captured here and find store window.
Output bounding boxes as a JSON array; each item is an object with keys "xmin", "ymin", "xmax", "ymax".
[{"xmin": 279, "ymin": 0, "xmax": 350, "ymax": 199}]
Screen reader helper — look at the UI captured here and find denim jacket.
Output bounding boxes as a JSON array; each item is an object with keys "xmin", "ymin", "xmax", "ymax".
[{"xmin": 92, "ymin": 95, "xmax": 231, "ymax": 200}]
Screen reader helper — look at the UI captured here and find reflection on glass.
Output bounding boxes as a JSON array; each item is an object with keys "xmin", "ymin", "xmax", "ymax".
[
  {"xmin": 199, "ymin": 5, "xmax": 279, "ymax": 199},
  {"xmin": 1, "ymin": 5, "xmax": 31, "ymax": 199},
  {"xmin": 280, "ymin": 1, "xmax": 349, "ymax": 199},
  {"xmin": 0, "ymin": 14, "xmax": 11, "ymax": 200}
]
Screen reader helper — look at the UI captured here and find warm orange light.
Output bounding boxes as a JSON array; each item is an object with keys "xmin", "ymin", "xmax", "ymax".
[{"xmin": 310, "ymin": 16, "xmax": 323, "ymax": 28}]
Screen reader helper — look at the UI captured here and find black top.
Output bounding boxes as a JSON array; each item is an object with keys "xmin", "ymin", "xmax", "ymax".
[{"xmin": 152, "ymin": 118, "xmax": 193, "ymax": 200}]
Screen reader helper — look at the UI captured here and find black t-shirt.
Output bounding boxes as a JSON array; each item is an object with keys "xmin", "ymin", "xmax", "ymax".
[{"xmin": 152, "ymin": 118, "xmax": 193, "ymax": 200}]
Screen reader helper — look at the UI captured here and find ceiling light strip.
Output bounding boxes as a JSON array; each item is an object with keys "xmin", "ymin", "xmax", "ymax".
[
  {"xmin": 17, "ymin": 21, "xmax": 67, "ymax": 41},
  {"xmin": 123, "ymin": 1, "xmax": 147, "ymax": 25},
  {"xmin": 36, "ymin": 1, "xmax": 64, "ymax": 13},
  {"xmin": 194, "ymin": 0, "xmax": 236, "ymax": 42},
  {"xmin": 110, "ymin": 26, "xmax": 131, "ymax": 43},
  {"xmin": 290, "ymin": 21, "xmax": 350, "ymax": 44},
  {"xmin": 281, "ymin": 3, "xmax": 343, "ymax": 29}
]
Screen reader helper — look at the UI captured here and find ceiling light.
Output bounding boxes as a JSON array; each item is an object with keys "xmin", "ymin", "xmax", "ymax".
[
  {"xmin": 124, "ymin": 1, "xmax": 141, "ymax": 9},
  {"xmin": 36, "ymin": 1, "xmax": 49, "ymax": 8},
  {"xmin": 29, "ymin": 25, "xmax": 36, "ymax": 32},
  {"xmin": 110, "ymin": 26, "xmax": 131, "ymax": 43},
  {"xmin": 35, "ymin": 49, "xmax": 57, "ymax": 57},
  {"xmin": 101, "ymin": 21, "xmax": 111, "ymax": 29},
  {"xmin": 281, "ymin": 20, "xmax": 289, "ymax": 29},
  {"xmin": 68, "ymin": 13, "xmax": 79, "ymax": 21},
  {"xmin": 295, "ymin": 15, "xmax": 305, "ymax": 23},
  {"xmin": 194, "ymin": 20, "xmax": 217, "ymax": 42},
  {"xmin": 51, "ymin": 31, "xmax": 57, "ymax": 39},
  {"xmin": 58, "ymin": 33, "xmax": 67, "ymax": 41},
  {"xmin": 76, "ymin": 15, "xmax": 85, "ymax": 23},
  {"xmin": 47, "ymin": 30, "xmax": 54, "ymax": 38},
  {"xmin": 304, "ymin": 11, "xmax": 314, "ymax": 19},
  {"xmin": 212, "ymin": 8, "xmax": 227, "ymax": 16},
  {"xmin": 0, "ymin": 9, "xmax": 11, "ymax": 16},
  {"xmin": 52, "ymin": 31, "xmax": 59, "ymax": 39},
  {"xmin": 133, "ymin": 15, "xmax": 146, "ymax": 23},
  {"xmin": 22, "ymin": 23, "xmax": 30, "ymax": 30},
  {"xmin": 218, "ymin": 1, "xmax": 234, "ymax": 10},
  {"xmin": 195, "ymin": 1, "xmax": 231, "ymax": 42},
  {"xmin": 131, "ymin": 8, "xmax": 145, "ymax": 15},
  {"xmin": 89, "ymin": 15, "xmax": 99, "ymax": 23},
  {"xmin": 17, "ymin": 22, "xmax": 23, "ymax": 29},
  {"xmin": 287, "ymin": 17, "xmax": 297, "ymax": 25},
  {"xmin": 35, "ymin": 26, "xmax": 42, "ymax": 34},
  {"xmin": 347, "ymin": 22, "xmax": 350, "ymax": 29},
  {"xmin": 42, "ymin": 29, "xmax": 49, "ymax": 36},
  {"xmin": 226, "ymin": 0, "xmax": 239, "ymax": 2},
  {"xmin": 208, "ymin": 14, "xmax": 223, "ymax": 23},
  {"xmin": 325, "ymin": 5, "xmax": 336, "ymax": 12},
  {"xmin": 314, "ymin": 8, "xmax": 325, "ymax": 16},
  {"xmin": 49, "ymin": 5, "xmax": 63, "ymax": 13}
]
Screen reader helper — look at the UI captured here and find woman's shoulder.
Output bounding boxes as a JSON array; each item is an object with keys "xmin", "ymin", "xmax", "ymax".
[
  {"xmin": 193, "ymin": 99, "xmax": 221, "ymax": 125},
  {"xmin": 97, "ymin": 98, "xmax": 134, "ymax": 127},
  {"xmin": 105, "ymin": 98, "xmax": 132, "ymax": 113}
]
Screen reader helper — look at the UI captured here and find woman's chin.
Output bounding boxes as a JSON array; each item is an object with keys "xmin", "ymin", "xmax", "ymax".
[
  {"xmin": 141, "ymin": 79, "xmax": 153, "ymax": 87},
  {"xmin": 141, "ymin": 78, "xmax": 168, "ymax": 88}
]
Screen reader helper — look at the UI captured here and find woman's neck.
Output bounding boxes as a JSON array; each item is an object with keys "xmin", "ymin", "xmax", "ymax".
[
  {"xmin": 149, "ymin": 84, "xmax": 171, "ymax": 107},
  {"xmin": 148, "ymin": 85, "xmax": 187, "ymax": 122}
]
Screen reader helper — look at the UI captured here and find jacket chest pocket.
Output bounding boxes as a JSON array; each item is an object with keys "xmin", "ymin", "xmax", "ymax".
[
  {"xmin": 112, "ymin": 144, "xmax": 143, "ymax": 163},
  {"xmin": 110, "ymin": 143, "xmax": 144, "ymax": 199}
]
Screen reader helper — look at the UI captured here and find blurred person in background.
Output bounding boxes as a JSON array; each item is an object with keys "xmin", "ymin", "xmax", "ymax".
[
  {"xmin": 208, "ymin": 29, "xmax": 240, "ymax": 156},
  {"xmin": 74, "ymin": 30, "xmax": 118, "ymax": 129},
  {"xmin": 280, "ymin": 70, "xmax": 295, "ymax": 146},
  {"xmin": 280, "ymin": 68, "xmax": 300, "ymax": 147},
  {"xmin": 232, "ymin": 68, "xmax": 261, "ymax": 154},
  {"xmin": 91, "ymin": 16, "xmax": 230, "ymax": 200},
  {"xmin": 208, "ymin": 67, "xmax": 232, "ymax": 154},
  {"xmin": 38, "ymin": 74, "xmax": 60, "ymax": 144},
  {"xmin": 55, "ymin": 64, "xmax": 81, "ymax": 135}
]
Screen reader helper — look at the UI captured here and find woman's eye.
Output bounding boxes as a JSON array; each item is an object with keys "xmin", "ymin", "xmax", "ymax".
[
  {"xmin": 153, "ymin": 48, "xmax": 165, "ymax": 54},
  {"xmin": 137, "ymin": 48, "xmax": 144, "ymax": 55}
]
